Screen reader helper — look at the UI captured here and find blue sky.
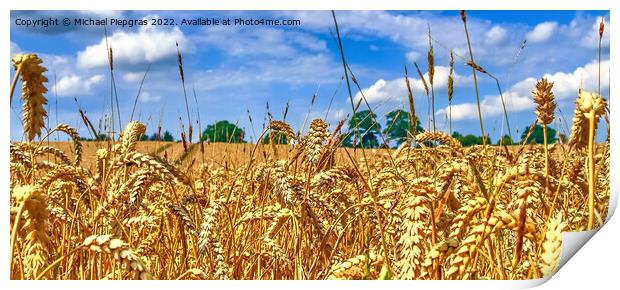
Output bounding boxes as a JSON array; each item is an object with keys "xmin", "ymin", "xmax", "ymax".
[{"xmin": 10, "ymin": 10, "xmax": 610, "ymax": 142}]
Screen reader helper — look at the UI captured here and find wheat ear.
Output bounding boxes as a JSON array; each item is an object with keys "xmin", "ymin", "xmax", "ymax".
[
  {"xmin": 12, "ymin": 54, "xmax": 48, "ymax": 141},
  {"xmin": 11, "ymin": 185, "xmax": 51, "ymax": 279},
  {"xmin": 532, "ymin": 78, "xmax": 555, "ymax": 212},
  {"xmin": 82, "ymin": 235, "xmax": 153, "ymax": 279},
  {"xmin": 539, "ymin": 214, "xmax": 565, "ymax": 276},
  {"xmin": 569, "ymin": 91, "xmax": 607, "ymax": 229}
]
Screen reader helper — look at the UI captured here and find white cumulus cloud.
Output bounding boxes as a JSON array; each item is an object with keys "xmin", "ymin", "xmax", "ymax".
[
  {"xmin": 485, "ymin": 26, "xmax": 507, "ymax": 45},
  {"xmin": 526, "ymin": 22, "xmax": 558, "ymax": 43},
  {"xmin": 354, "ymin": 66, "xmax": 471, "ymax": 104},
  {"xmin": 539, "ymin": 59, "xmax": 609, "ymax": 99},
  {"xmin": 52, "ymin": 74, "xmax": 105, "ymax": 97},
  {"xmin": 77, "ymin": 25, "xmax": 188, "ymax": 69},
  {"xmin": 440, "ymin": 91, "xmax": 535, "ymax": 122},
  {"xmin": 354, "ymin": 78, "xmax": 406, "ymax": 104},
  {"xmin": 405, "ymin": 51, "xmax": 421, "ymax": 62},
  {"xmin": 438, "ymin": 59, "xmax": 609, "ymax": 121}
]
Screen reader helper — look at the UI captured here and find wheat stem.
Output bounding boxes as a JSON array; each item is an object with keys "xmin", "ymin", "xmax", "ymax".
[
  {"xmin": 543, "ymin": 125, "xmax": 550, "ymax": 198},
  {"xmin": 587, "ymin": 114, "xmax": 596, "ymax": 230},
  {"xmin": 9, "ymin": 202, "xmax": 26, "ymax": 276},
  {"xmin": 9, "ymin": 63, "xmax": 23, "ymax": 104},
  {"xmin": 460, "ymin": 11, "xmax": 486, "ymax": 144},
  {"xmin": 35, "ymin": 247, "xmax": 81, "ymax": 280}
]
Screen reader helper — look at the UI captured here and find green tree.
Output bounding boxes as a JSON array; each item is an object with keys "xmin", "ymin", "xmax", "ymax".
[
  {"xmin": 263, "ymin": 131, "xmax": 288, "ymax": 144},
  {"xmin": 520, "ymin": 124, "xmax": 557, "ymax": 144},
  {"xmin": 162, "ymin": 130, "xmax": 175, "ymax": 142},
  {"xmin": 343, "ymin": 110, "xmax": 382, "ymax": 148},
  {"xmin": 451, "ymin": 131, "xmax": 463, "ymax": 140},
  {"xmin": 79, "ymin": 133, "xmax": 109, "ymax": 142},
  {"xmin": 496, "ymin": 134, "xmax": 513, "ymax": 146},
  {"xmin": 461, "ymin": 134, "xmax": 482, "ymax": 147},
  {"xmin": 451, "ymin": 132, "xmax": 489, "ymax": 147},
  {"xmin": 201, "ymin": 120, "xmax": 245, "ymax": 143},
  {"xmin": 145, "ymin": 132, "xmax": 160, "ymax": 141},
  {"xmin": 383, "ymin": 109, "xmax": 424, "ymax": 146}
]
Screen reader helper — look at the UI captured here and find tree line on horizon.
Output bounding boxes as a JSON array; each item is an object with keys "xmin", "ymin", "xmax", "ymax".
[
  {"xmin": 80, "ymin": 110, "xmax": 564, "ymax": 147},
  {"xmin": 338, "ymin": 109, "xmax": 564, "ymax": 148}
]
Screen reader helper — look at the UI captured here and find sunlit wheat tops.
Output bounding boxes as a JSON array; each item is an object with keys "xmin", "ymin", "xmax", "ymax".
[
  {"xmin": 12, "ymin": 54, "xmax": 48, "ymax": 141},
  {"xmin": 567, "ymin": 90, "xmax": 607, "ymax": 230},
  {"xmin": 532, "ymin": 78, "xmax": 556, "ymax": 126},
  {"xmin": 568, "ymin": 91, "xmax": 607, "ymax": 150},
  {"xmin": 269, "ymin": 120, "xmax": 297, "ymax": 142}
]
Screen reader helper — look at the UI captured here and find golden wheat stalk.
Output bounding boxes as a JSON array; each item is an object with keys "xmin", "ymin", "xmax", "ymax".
[
  {"xmin": 328, "ymin": 252, "xmax": 384, "ymax": 279},
  {"xmin": 448, "ymin": 50, "xmax": 454, "ymax": 134},
  {"xmin": 427, "ymin": 25, "xmax": 436, "ymax": 131},
  {"xmin": 82, "ymin": 235, "xmax": 153, "ymax": 279},
  {"xmin": 539, "ymin": 214, "xmax": 564, "ymax": 277},
  {"xmin": 415, "ymin": 131, "xmax": 462, "ymax": 149},
  {"xmin": 120, "ymin": 121, "xmax": 147, "ymax": 153},
  {"xmin": 268, "ymin": 120, "xmax": 296, "ymax": 142},
  {"xmin": 569, "ymin": 91, "xmax": 607, "ymax": 229},
  {"xmin": 403, "ymin": 65, "xmax": 418, "ymax": 143},
  {"xmin": 10, "ymin": 185, "xmax": 50, "ymax": 279},
  {"xmin": 460, "ymin": 10, "xmax": 486, "ymax": 144},
  {"xmin": 12, "ymin": 54, "xmax": 48, "ymax": 141},
  {"xmin": 532, "ymin": 78, "xmax": 556, "ymax": 208},
  {"xmin": 533, "ymin": 78, "xmax": 556, "ymax": 126},
  {"xmin": 52, "ymin": 124, "xmax": 83, "ymax": 165}
]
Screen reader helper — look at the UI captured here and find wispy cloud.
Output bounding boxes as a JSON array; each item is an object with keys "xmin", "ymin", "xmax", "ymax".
[
  {"xmin": 138, "ymin": 91, "xmax": 162, "ymax": 103},
  {"xmin": 195, "ymin": 26, "xmax": 327, "ymax": 58},
  {"xmin": 526, "ymin": 22, "xmax": 558, "ymax": 43},
  {"xmin": 10, "ymin": 41, "xmax": 22, "ymax": 56},
  {"xmin": 191, "ymin": 53, "xmax": 341, "ymax": 91}
]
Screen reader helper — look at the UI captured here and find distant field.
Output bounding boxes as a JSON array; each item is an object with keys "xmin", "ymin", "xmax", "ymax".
[
  {"xmin": 30, "ymin": 141, "xmax": 396, "ymax": 171},
  {"xmin": 19, "ymin": 141, "xmax": 592, "ymax": 172},
  {"xmin": 34, "ymin": 141, "xmax": 589, "ymax": 167}
]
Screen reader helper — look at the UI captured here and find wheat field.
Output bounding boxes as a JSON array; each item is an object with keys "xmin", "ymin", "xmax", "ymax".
[{"xmin": 8, "ymin": 16, "xmax": 610, "ymax": 280}]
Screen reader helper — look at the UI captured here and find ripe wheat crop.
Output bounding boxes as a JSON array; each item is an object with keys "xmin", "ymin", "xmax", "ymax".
[{"xmin": 8, "ymin": 21, "xmax": 610, "ymax": 280}]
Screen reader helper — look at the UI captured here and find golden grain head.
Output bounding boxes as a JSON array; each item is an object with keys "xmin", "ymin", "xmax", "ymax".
[
  {"xmin": 569, "ymin": 90, "xmax": 607, "ymax": 149},
  {"xmin": 12, "ymin": 54, "xmax": 48, "ymax": 141},
  {"xmin": 532, "ymin": 78, "xmax": 556, "ymax": 126},
  {"xmin": 577, "ymin": 91, "xmax": 607, "ymax": 117}
]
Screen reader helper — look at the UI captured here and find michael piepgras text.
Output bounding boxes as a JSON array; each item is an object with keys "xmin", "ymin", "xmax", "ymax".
[{"xmin": 14, "ymin": 17, "xmax": 301, "ymax": 28}]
